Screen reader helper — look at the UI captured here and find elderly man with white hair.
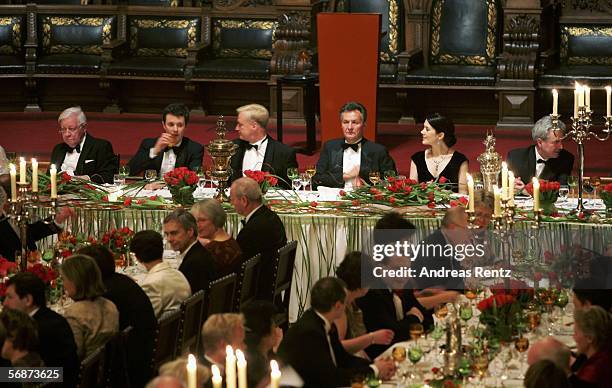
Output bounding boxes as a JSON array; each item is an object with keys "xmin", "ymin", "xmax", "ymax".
[{"xmin": 50, "ymin": 106, "xmax": 116, "ymax": 183}]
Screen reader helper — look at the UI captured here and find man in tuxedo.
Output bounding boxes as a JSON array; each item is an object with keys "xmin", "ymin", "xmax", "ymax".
[
  {"xmin": 3, "ymin": 273, "xmax": 79, "ymax": 387},
  {"xmin": 313, "ymin": 101, "xmax": 396, "ymax": 189},
  {"xmin": 230, "ymin": 104, "xmax": 298, "ymax": 189},
  {"xmin": 201, "ymin": 313, "xmax": 246, "ymax": 372},
  {"xmin": 163, "ymin": 209, "xmax": 217, "ymax": 294},
  {"xmin": 278, "ymin": 277, "xmax": 395, "ymax": 387},
  {"xmin": 128, "ymin": 103, "xmax": 203, "ymax": 177},
  {"xmin": 507, "ymin": 115, "xmax": 574, "ymax": 187},
  {"xmin": 230, "ymin": 177, "xmax": 287, "ymax": 298},
  {"xmin": 0, "ymin": 187, "xmax": 74, "ymax": 261},
  {"xmin": 49, "ymin": 106, "xmax": 116, "ymax": 184}
]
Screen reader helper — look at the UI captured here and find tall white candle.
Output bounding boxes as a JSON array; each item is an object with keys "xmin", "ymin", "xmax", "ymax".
[
  {"xmin": 186, "ymin": 354, "xmax": 197, "ymax": 388},
  {"xmin": 574, "ymin": 88, "xmax": 579, "ymax": 118},
  {"xmin": 501, "ymin": 162, "xmax": 508, "ymax": 198},
  {"xmin": 584, "ymin": 85, "xmax": 591, "ymax": 111},
  {"xmin": 50, "ymin": 164, "xmax": 57, "ymax": 199},
  {"xmin": 19, "ymin": 157, "xmax": 26, "ymax": 184},
  {"xmin": 578, "ymin": 84, "xmax": 584, "ymax": 107},
  {"xmin": 466, "ymin": 173, "xmax": 474, "ymax": 212},
  {"xmin": 9, "ymin": 164, "xmax": 17, "ymax": 201},
  {"xmin": 493, "ymin": 185, "xmax": 501, "ymax": 216},
  {"xmin": 270, "ymin": 360, "xmax": 281, "ymax": 388},
  {"xmin": 211, "ymin": 365, "xmax": 222, "ymax": 388},
  {"xmin": 532, "ymin": 178, "xmax": 540, "ymax": 212},
  {"xmin": 552, "ymin": 89, "xmax": 558, "ymax": 115},
  {"xmin": 31, "ymin": 158, "xmax": 38, "ymax": 192},
  {"xmin": 226, "ymin": 345, "xmax": 236, "ymax": 388},
  {"xmin": 606, "ymin": 86, "xmax": 611, "ymax": 117},
  {"xmin": 507, "ymin": 171, "xmax": 515, "ymax": 207},
  {"xmin": 236, "ymin": 349, "xmax": 247, "ymax": 388}
]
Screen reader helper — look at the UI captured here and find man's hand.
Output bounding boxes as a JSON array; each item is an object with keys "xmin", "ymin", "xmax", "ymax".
[
  {"xmin": 55, "ymin": 207, "xmax": 75, "ymax": 225},
  {"xmin": 371, "ymin": 329, "xmax": 394, "ymax": 345},
  {"xmin": 73, "ymin": 175, "xmax": 90, "ymax": 181},
  {"xmin": 342, "ymin": 165, "xmax": 360, "ymax": 182},
  {"xmin": 153, "ymin": 133, "xmax": 178, "ymax": 155},
  {"xmin": 514, "ymin": 177, "xmax": 525, "ymax": 193},
  {"xmin": 144, "ymin": 182, "xmax": 165, "ymax": 190},
  {"xmin": 374, "ymin": 358, "xmax": 396, "ymax": 380},
  {"xmin": 406, "ymin": 307, "xmax": 424, "ymax": 322}
]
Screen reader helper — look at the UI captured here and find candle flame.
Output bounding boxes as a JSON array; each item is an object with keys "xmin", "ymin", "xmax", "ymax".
[
  {"xmin": 226, "ymin": 345, "xmax": 234, "ymax": 357},
  {"xmin": 212, "ymin": 365, "xmax": 221, "ymax": 377}
]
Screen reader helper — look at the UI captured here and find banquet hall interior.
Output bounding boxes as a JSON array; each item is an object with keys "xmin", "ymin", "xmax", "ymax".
[{"xmin": 0, "ymin": 0, "xmax": 611, "ymax": 387}]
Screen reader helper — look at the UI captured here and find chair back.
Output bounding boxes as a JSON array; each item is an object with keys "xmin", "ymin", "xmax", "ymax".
[
  {"xmin": 177, "ymin": 290, "xmax": 205, "ymax": 356},
  {"xmin": 104, "ymin": 326, "xmax": 133, "ymax": 388},
  {"xmin": 205, "ymin": 273, "xmax": 237, "ymax": 317},
  {"xmin": 78, "ymin": 345, "xmax": 105, "ymax": 388},
  {"xmin": 273, "ymin": 241, "xmax": 297, "ymax": 299},
  {"xmin": 151, "ymin": 309, "xmax": 182, "ymax": 372},
  {"xmin": 235, "ymin": 253, "xmax": 262, "ymax": 310}
]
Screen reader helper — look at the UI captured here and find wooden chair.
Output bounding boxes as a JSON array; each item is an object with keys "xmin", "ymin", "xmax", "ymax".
[
  {"xmin": 234, "ymin": 253, "xmax": 262, "ymax": 311},
  {"xmin": 78, "ymin": 345, "xmax": 106, "ymax": 388},
  {"xmin": 151, "ymin": 309, "xmax": 182, "ymax": 373},
  {"xmin": 177, "ymin": 290, "xmax": 205, "ymax": 356},
  {"xmin": 103, "ymin": 326, "xmax": 132, "ymax": 388},
  {"xmin": 271, "ymin": 241, "xmax": 297, "ymax": 328},
  {"xmin": 204, "ymin": 273, "xmax": 237, "ymax": 318}
]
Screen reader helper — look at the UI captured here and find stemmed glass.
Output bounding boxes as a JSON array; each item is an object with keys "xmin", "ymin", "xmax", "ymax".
[
  {"xmin": 292, "ymin": 178, "xmax": 302, "ymax": 192},
  {"xmin": 567, "ymin": 175, "xmax": 578, "ymax": 197},
  {"xmin": 591, "ymin": 176, "xmax": 601, "ymax": 198},
  {"xmin": 407, "ymin": 346, "xmax": 423, "ymax": 382},
  {"xmin": 305, "ymin": 165, "xmax": 316, "ymax": 190},
  {"xmin": 558, "ymin": 185, "xmax": 570, "ymax": 204},
  {"xmin": 119, "ymin": 165, "xmax": 130, "ymax": 179},
  {"xmin": 391, "ymin": 346, "xmax": 406, "ymax": 381},
  {"xmin": 409, "ymin": 322, "xmax": 424, "ymax": 346},
  {"xmin": 368, "ymin": 171, "xmax": 381, "ymax": 185},
  {"xmin": 195, "ymin": 167, "xmax": 207, "ymax": 189},
  {"xmin": 430, "ymin": 324, "xmax": 444, "ymax": 355},
  {"xmin": 144, "ymin": 169, "xmax": 157, "ymax": 181},
  {"xmin": 300, "ymin": 173, "xmax": 310, "ymax": 192},
  {"xmin": 472, "ymin": 354, "xmax": 489, "ymax": 386},
  {"xmin": 460, "ymin": 302, "xmax": 473, "ymax": 326},
  {"xmin": 287, "ymin": 167, "xmax": 299, "ymax": 182}
]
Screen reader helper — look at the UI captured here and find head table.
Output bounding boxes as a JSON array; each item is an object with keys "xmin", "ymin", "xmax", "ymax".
[{"xmin": 36, "ymin": 188, "xmax": 611, "ymax": 322}]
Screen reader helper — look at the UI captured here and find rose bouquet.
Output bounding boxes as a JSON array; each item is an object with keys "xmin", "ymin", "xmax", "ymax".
[
  {"xmin": 164, "ymin": 167, "xmax": 199, "ymax": 206},
  {"xmin": 525, "ymin": 179, "xmax": 560, "ymax": 215},
  {"xmin": 244, "ymin": 170, "xmax": 278, "ymax": 194},
  {"xmin": 477, "ymin": 293, "xmax": 522, "ymax": 342}
]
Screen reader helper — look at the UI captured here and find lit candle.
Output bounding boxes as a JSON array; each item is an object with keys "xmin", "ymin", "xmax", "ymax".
[
  {"xmin": 584, "ymin": 85, "xmax": 591, "ymax": 111},
  {"xmin": 226, "ymin": 345, "xmax": 236, "ymax": 388},
  {"xmin": 532, "ymin": 177, "xmax": 540, "ymax": 212},
  {"xmin": 507, "ymin": 171, "xmax": 515, "ymax": 207},
  {"xmin": 578, "ymin": 84, "xmax": 584, "ymax": 108},
  {"xmin": 606, "ymin": 86, "xmax": 611, "ymax": 117},
  {"xmin": 466, "ymin": 173, "xmax": 474, "ymax": 212},
  {"xmin": 9, "ymin": 163, "xmax": 17, "ymax": 201},
  {"xmin": 31, "ymin": 158, "xmax": 38, "ymax": 192},
  {"xmin": 574, "ymin": 87, "xmax": 579, "ymax": 118},
  {"xmin": 501, "ymin": 162, "xmax": 508, "ymax": 198},
  {"xmin": 19, "ymin": 157, "xmax": 26, "ymax": 184},
  {"xmin": 552, "ymin": 89, "xmax": 558, "ymax": 116},
  {"xmin": 211, "ymin": 365, "xmax": 222, "ymax": 388},
  {"xmin": 50, "ymin": 164, "xmax": 57, "ymax": 199},
  {"xmin": 493, "ymin": 185, "xmax": 501, "ymax": 216},
  {"xmin": 236, "ymin": 349, "xmax": 247, "ymax": 388},
  {"xmin": 186, "ymin": 354, "xmax": 197, "ymax": 388},
  {"xmin": 270, "ymin": 360, "xmax": 281, "ymax": 388}
]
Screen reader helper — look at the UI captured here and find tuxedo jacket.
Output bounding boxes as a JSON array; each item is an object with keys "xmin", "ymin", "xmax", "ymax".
[
  {"xmin": 33, "ymin": 306, "xmax": 79, "ymax": 387},
  {"xmin": 507, "ymin": 145, "xmax": 574, "ymax": 185},
  {"xmin": 277, "ymin": 309, "xmax": 372, "ymax": 387},
  {"xmin": 236, "ymin": 205, "xmax": 287, "ymax": 299},
  {"xmin": 411, "ymin": 229, "xmax": 465, "ymax": 290},
  {"xmin": 312, "ymin": 138, "xmax": 396, "ymax": 188},
  {"xmin": 50, "ymin": 134, "xmax": 116, "ymax": 184},
  {"xmin": 178, "ymin": 242, "xmax": 218, "ymax": 294},
  {"xmin": 127, "ymin": 136, "xmax": 203, "ymax": 176},
  {"xmin": 0, "ymin": 217, "xmax": 60, "ymax": 261},
  {"xmin": 229, "ymin": 137, "xmax": 298, "ymax": 189},
  {"xmin": 357, "ymin": 287, "xmax": 433, "ymax": 359}
]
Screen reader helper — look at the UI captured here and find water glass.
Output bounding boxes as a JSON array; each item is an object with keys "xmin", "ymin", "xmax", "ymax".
[
  {"xmin": 119, "ymin": 165, "xmax": 130, "ymax": 177},
  {"xmin": 292, "ymin": 178, "xmax": 302, "ymax": 191},
  {"xmin": 144, "ymin": 169, "xmax": 157, "ymax": 181},
  {"xmin": 300, "ymin": 172, "xmax": 310, "ymax": 191},
  {"xmin": 559, "ymin": 185, "xmax": 569, "ymax": 202},
  {"xmin": 567, "ymin": 175, "xmax": 578, "ymax": 196},
  {"xmin": 287, "ymin": 167, "xmax": 299, "ymax": 181},
  {"xmin": 113, "ymin": 174, "xmax": 125, "ymax": 186}
]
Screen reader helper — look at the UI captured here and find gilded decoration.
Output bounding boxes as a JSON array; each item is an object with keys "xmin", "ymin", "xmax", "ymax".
[
  {"xmin": 430, "ymin": 0, "xmax": 497, "ymax": 66},
  {"xmin": 130, "ymin": 18, "xmax": 199, "ymax": 58},
  {"xmin": 0, "ymin": 17, "xmax": 21, "ymax": 55},
  {"xmin": 561, "ymin": 26, "xmax": 612, "ymax": 65},
  {"xmin": 212, "ymin": 19, "xmax": 277, "ymax": 59},
  {"xmin": 41, "ymin": 16, "xmax": 113, "ymax": 55}
]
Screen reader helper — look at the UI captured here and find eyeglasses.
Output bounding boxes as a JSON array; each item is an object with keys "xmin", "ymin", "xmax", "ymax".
[{"xmin": 58, "ymin": 124, "xmax": 84, "ymax": 134}]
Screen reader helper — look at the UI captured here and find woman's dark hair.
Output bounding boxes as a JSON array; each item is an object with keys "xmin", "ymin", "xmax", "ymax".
[
  {"xmin": 0, "ymin": 309, "xmax": 39, "ymax": 352},
  {"xmin": 426, "ymin": 113, "xmax": 456, "ymax": 147},
  {"xmin": 130, "ymin": 230, "xmax": 164, "ymax": 263},
  {"xmin": 241, "ymin": 300, "xmax": 278, "ymax": 347},
  {"xmin": 5, "ymin": 272, "xmax": 46, "ymax": 308},
  {"xmin": 572, "ymin": 287, "xmax": 612, "ymax": 312},
  {"xmin": 77, "ymin": 244, "xmax": 116, "ymax": 279},
  {"xmin": 336, "ymin": 252, "xmax": 363, "ymax": 291},
  {"xmin": 524, "ymin": 360, "xmax": 570, "ymax": 388}
]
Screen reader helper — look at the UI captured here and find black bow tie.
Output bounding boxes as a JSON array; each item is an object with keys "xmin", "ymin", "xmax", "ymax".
[
  {"xmin": 66, "ymin": 144, "xmax": 81, "ymax": 153},
  {"xmin": 341, "ymin": 142, "xmax": 360, "ymax": 152},
  {"xmin": 245, "ymin": 143, "xmax": 258, "ymax": 151},
  {"xmin": 537, "ymin": 159, "xmax": 547, "ymax": 164}
]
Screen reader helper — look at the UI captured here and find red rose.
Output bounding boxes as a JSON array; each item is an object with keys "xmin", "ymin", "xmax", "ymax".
[
  {"xmin": 352, "ymin": 200, "xmax": 360, "ymax": 206},
  {"xmin": 102, "ymin": 195, "xmax": 109, "ymax": 202},
  {"xmin": 439, "ymin": 176, "xmax": 448, "ymax": 184},
  {"xmin": 123, "ymin": 198, "xmax": 132, "ymax": 206},
  {"xmin": 403, "ymin": 186, "xmax": 412, "ymax": 194},
  {"xmin": 150, "ymin": 195, "xmax": 158, "ymax": 201},
  {"xmin": 427, "ymin": 202, "xmax": 436, "ymax": 209},
  {"xmin": 61, "ymin": 250, "xmax": 72, "ymax": 258},
  {"xmin": 458, "ymin": 196, "xmax": 468, "ymax": 206},
  {"xmin": 374, "ymin": 194, "xmax": 383, "ymax": 201},
  {"xmin": 389, "ymin": 197, "xmax": 396, "ymax": 205},
  {"xmin": 310, "ymin": 201, "xmax": 318, "ymax": 207},
  {"xmin": 420, "ymin": 182, "xmax": 428, "ymax": 190},
  {"xmin": 137, "ymin": 199, "xmax": 145, "ymax": 205},
  {"xmin": 339, "ymin": 190, "xmax": 346, "ymax": 197},
  {"xmin": 388, "ymin": 185, "xmax": 398, "ymax": 193}
]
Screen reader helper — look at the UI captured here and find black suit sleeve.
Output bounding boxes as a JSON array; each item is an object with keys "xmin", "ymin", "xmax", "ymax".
[
  {"xmin": 87, "ymin": 139, "xmax": 116, "ymax": 184},
  {"xmin": 186, "ymin": 142, "xmax": 204, "ymax": 171},
  {"xmin": 360, "ymin": 145, "xmax": 396, "ymax": 184},
  {"xmin": 127, "ymin": 139, "xmax": 156, "ymax": 176},
  {"xmin": 313, "ymin": 142, "xmax": 343, "ymax": 188}
]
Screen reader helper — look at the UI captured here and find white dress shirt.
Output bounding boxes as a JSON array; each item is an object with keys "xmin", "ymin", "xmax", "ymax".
[
  {"xmin": 342, "ymin": 140, "xmax": 362, "ymax": 189},
  {"xmin": 140, "ymin": 261, "xmax": 191, "ymax": 318},
  {"xmin": 242, "ymin": 136, "xmax": 268, "ymax": 175},
  {"xmin": 150, "ymin": 141, "xmax": 182, "ymax": 176},
  {"xmin": 534, "ymin": 147, "xmax": 547, "ymax": 178},
  {"xmin": 61, "ymin": 134, "xmax": 87, "ymax": 174}
]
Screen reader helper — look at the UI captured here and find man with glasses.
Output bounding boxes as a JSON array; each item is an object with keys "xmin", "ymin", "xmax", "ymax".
[{"xmin": 50, "ymin": 106, "xmax": 116, "ymax": 183}]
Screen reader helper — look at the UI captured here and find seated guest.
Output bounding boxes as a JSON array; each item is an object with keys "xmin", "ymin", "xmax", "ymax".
[
  {"xmin": 0, "ymin": 187, "xmax": 74, "ymax": 261},
  {"xmin": 191, "ymin": 199, "xmax": 242, "ymax": 276},
  {"xmin": 230, "ymin": 103, "xmax": 297, "ymax": 189},
  {"xmin": 528, "ymin": 337, "xmax": 572, "ymax": 375},
  {"xmin": 0, "ymin": 145, "xmax": 9, "ymax": 192},
  {"xmin": 507, "ymin": 115, "xmax": 574, "ymax": 187},
  {"xmin": 409, "ymin": 113, "xmax": 468, "ymax": 193},
  {"xmin": 201, "ymin": 313, "xmax": 246, "ymax": 372},
  {"xmin": 50, "ymin": 106, "xmax": 116, "ymax": 184},
  {"xmin": 159, "ymin": 356, "xmax": 210, "ymax": 386},
  {"xmin": 0, "ymin": 309, "xmax": 44, "ymax": 367},
  {"xmin": 572, "ymin": 306, "xmax": 612, "ymax": 387},
  {"xmin": 2, "ymin": 272, "xmax": 79, "ymax": 386},
  {"xmin": 230, "ymin": 177, "xmax": 287, "ymax": 299},
  {"xmin": 278, "ymin": 277, "xmax": 395, "ymax": 387},
  {"xmin": 313, "ymin": 101, "xmax": 396, "ymax": 189},
  {"xmin": 573, "ymin": 288, "xmax": 612, "ymax": 312},
  {"xmin": 128, "ymin": 103, "xmax": 203, "ymax": 177},
  {"xmin": 335, "ymin": 251, "xmax": 394, "ymax": 359},
  {"xmin": 163, "ymin": 209, "xmax": 217, "ymax": 293},
  {"xmin": 77, "ymin": 244, "xmax": 157, "ymax": 388},
  {"xmin": 241, "ymin": 300, "xmax": 283, "ymax": 388},
  {"xmin": 524, "ymin": 360, "xmax": 571, "ymax": 388},
  {"xmin": 130, "ymin": 230, "xmax": 191, "ymax": 318},
  {"xmin": 61, "ymin": 254, "xmax": 119, "ymax": 359}
]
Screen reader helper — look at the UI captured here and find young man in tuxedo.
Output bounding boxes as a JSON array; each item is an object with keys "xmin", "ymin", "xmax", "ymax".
[
  {"xmin": 507, "ymin": 115, "xmax": 574, "ymax": 188},
  {"xmin": 312, "ymin": 101, "xmax": 396, "ymax": 189},
  {"xmin": 278, "ymin": 277, "xmax": 396, "ymax": 387},
  {"xmin": 230, "ymin": 103, "xmax": 298, "ymax": 189},
  {"xmin": 49, "ymin": 106, "xmax": 116, "ymax": 184},
  {"xmin": 128, "ymin": 103, "xmax": 203, "ymax": 177}
]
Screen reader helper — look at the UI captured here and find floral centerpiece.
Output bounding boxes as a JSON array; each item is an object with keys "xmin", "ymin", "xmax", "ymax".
[
  {"xmin": 477, "ymin": 285, "xmax": 533, "ymax": 342},
  {"xmin": 601, "ymin": 183, "xmax": 612, "ymax": 218},
  {"xmin": 525, "ymin": 179, "xmax": 560, "ymax": 215},
  {"xmin": 244, "ymin": 170, "xmax": 278, "ymax": 194},
  {"xmin": 101, "ymin": 227, "xmax": 134, "ymax": 266},
  {"xmin": 26, "ymin": 262, "xmax": 61, "ymax": 303},
  {"xmin": 339, "ymin": 176, "xmax": 454, "ymax": 208},
  {"xmin": 542, "ymin": 244, "xmax": 592, "ymax": 288},
  {"xmin": 164, "ymin": 167, "xmax": 199, "ymax": 206}
]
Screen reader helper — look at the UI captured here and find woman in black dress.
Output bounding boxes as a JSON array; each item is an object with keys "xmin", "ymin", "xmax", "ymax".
[{"xmin": 409, "ymin": 113, "xmax": 468, "ymax": 193}]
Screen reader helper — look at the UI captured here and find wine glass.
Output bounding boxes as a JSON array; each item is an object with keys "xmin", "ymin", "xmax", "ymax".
[
  {"xmin": 300, "ymin": 173, "xmax": 310, "ymax": 192},
  {"xmin": 292, "ymin": 178, "xmax": 302, "ymax": 192},
  {"xmin": 119, "ymin": 165, "xmax": 130, "ymax": 178},
  {"xmin": 583, "ymin": 177, "xmax": 593, "ymax": 200},
  {"xmin": 430, "ymin": 324, "xmax": 444, "ymax": 353},
  {"xmin": 591, "ymin": 176, "xmax": 601, "ymax": 198},
  {"xmin": 409, "ymin": 323, "xmax": 424, "ymax": 345},
  {"xmin": 434, "ymin": 303, "xmax": 449, "ymax": 320},
  {"xmin": 556, "ymin": 289, "xmax": 569, "ymax": 315},
  {"xmin": 558, "ymin": 185, "xmax": 570, "ymax": 203},
  {"xmin": 457, "ymin": 357, "xmax": 472, "ymax": 385},
  {"xmin": 567, "ymin": 175, "xmax": 578, "ymax": 197},
  {"xmin": 527, "ymin": 310, "xmax": 541, "ymax": 333},
  {"xmin": 287, "ymin": 167, "xmax": 299, "ymax": 181},
  {"xmin": 472, "ymin": 354, "xmax": 489, "ymax": 383},
  {"xmin": 460, "ymin": 302, "xmax": 473, "ymax": 325},
  {"xmin": 195, "ymin": 167, "xmax": 207, "ymax": 189},
  {"xmin": 407, "ymin": 346, "xmax": 423, "ymax": 382},
  {"xmin": 144, "ymin": 169, "xmax": 157, "ymax": 181},
  {"xmin": 368, "ymin": 171, "xmax": 381, "ymax": 185}
]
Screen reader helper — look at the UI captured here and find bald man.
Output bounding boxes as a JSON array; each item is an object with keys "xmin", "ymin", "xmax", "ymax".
[{"xmin": 527, "ymin": 337, "xmax": 571, "ymax": 376}]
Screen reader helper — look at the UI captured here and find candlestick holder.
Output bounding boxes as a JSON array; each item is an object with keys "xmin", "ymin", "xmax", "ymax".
[
  {"xmin": 550, "ymin": 107, "xmax": 611, "ymax": 211},
  {"xmin": 531, "ymin": 209, "xmax": 543, "ymax": 229}
]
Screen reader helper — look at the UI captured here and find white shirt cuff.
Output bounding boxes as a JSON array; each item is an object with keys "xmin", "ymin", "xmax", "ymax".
[
  {"xmin": 149, "ymin": 148, "xmax": 159, "ymax": 159},
  {"xmin": 369, "ymin": 364, "xmax": 379, "ymax": 378}
]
